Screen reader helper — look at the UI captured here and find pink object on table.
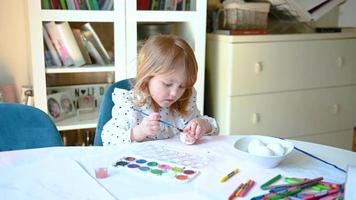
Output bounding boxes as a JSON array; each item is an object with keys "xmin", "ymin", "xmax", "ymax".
[{"xmin": 95, "ymin": 167, "xmax": 108, "ymax": 179}]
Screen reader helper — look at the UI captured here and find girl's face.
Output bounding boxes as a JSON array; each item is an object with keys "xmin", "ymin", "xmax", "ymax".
[{"xmin": 148, "ymin": 66, "xmax": 186, "ymax": 108}]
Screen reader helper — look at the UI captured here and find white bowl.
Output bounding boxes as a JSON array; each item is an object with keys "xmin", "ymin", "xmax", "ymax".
[{"xmin": 233, "ymin": 135, "xmax": 294, "ymax": 168}]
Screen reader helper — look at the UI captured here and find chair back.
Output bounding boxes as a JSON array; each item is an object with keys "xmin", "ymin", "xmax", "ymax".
[
  {"xmin": 94, "ymin": 78, "xmax": 135, "ymax": 146},
  {"xmin": 0, "ymin": 103, "xmax": 63, "ymax": 151}
]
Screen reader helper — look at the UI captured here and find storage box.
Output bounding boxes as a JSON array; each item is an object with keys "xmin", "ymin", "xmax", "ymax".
[{"xmin": 221, "ymin": 2, "xmax": 270, "ymax": 30}]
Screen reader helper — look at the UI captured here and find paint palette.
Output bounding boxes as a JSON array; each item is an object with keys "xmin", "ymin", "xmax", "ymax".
[{"xmin": 113, "ymin": 156, "xmax": 200, "ymax": 183}]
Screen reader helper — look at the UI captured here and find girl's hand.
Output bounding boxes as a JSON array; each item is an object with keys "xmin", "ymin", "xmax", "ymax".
[
  {"xmin": 132, "ymin": 112, "xmax": 160, "ymax": 141},
  {"xmin": 140, "ymin": 112, "xmax": 161, "ymax": 136},
  {"xmin": 183, "ymin": 118, "xmax": 212, "ymax": 140}
]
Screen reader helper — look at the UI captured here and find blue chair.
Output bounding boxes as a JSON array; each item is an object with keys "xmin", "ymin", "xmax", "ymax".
[
  {"xmin": 94, "ymin": 78, "xmax": 135, "ymax": 146},
  {"xmin": 0, "ymin": 103, "xmax": 63, "ymax": 151}
]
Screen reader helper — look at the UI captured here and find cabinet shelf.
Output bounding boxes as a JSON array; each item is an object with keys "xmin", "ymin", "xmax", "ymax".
[
  {"xmin": 56, "ymin": 109, "xmax": 98, "ymax": 131},
  {"xmin": 41, "ymin": 10, "xmax": 115, "ymax": 22},
  {"xmin": 45, "ymin": 66, "xmax": 115, "ymax": 74},
  {"xmin": 133, "ymin": 11, "xmax": 198, "ymax": 22}
]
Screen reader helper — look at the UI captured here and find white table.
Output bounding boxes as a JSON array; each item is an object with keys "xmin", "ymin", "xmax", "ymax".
[{"xmin": 0, "ymin": 135, "xmax": 355, "ymax": 200}]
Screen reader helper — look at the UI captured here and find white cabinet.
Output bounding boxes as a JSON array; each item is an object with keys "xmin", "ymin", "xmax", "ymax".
[
  {"xmin": 206, "ymin": 32, "xmax": 356, "ymax": 150},
  {"xmin": 27, "ymin": 1, "xmax": 206, "ymax": 131}
]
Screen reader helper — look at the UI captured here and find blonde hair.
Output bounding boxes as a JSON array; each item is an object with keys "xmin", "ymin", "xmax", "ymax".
[{"xmin": 133, "ymin": 34, "xmax": 198, "ymax": 116}]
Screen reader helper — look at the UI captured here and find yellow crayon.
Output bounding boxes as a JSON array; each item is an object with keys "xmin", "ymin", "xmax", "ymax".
[{"xmin": 220, "ymin": 168, "xmax": 239, "ymax": 183}]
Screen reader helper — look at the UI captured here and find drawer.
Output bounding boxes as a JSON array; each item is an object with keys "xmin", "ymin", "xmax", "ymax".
[
  {"xmin": 290, "ymin": 129, "xmax": 353, "ymax": 150},
  {"xmin": 228, "ymin": 86, "xmax": 356, "ymax": 138},
  {"xmin": 229, "ymin": 39, "xmax": 356, "ymax": 96}
]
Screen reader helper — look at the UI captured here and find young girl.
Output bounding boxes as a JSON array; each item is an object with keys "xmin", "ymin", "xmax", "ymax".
[{"xmin": 101, "ymin": 34, "xmax": 218, "ymax": 146}]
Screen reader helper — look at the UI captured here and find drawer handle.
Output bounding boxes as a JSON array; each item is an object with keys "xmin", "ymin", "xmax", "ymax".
[
  {"xmin": 254, "ymin": 62, "xmax": 263, "ymax": 75},
  {"xmin": 336, "ymin": 57, "xmax": 344, "ymax": 68},
  {"xmin": 332, "ymin": 104, "xmax": 340, "ymax": 114},
  {"xmin": 252, "ymin": 113, "xmax": 260, "ymax": 124}
]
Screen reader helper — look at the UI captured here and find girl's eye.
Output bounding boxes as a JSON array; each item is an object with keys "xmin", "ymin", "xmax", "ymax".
[
  {"xmin": 179, "ymin": 85, "xmax": 185, "ymax": 89},
  {"xmin": 163, "ymin": 82, "xmax": 172, "ymax": 87}
]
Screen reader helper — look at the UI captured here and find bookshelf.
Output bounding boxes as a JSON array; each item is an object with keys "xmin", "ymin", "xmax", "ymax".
[
  {"xmin": 28, "ymin": 0, "xmax": 207, "ymax": 131},
  {"xmin": 27, "ymin": 0, "xmax": 125, "ymax": 131}
]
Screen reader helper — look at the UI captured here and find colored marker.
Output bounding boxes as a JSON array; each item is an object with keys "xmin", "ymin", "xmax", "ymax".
[
  {"xmin": 267, "ymin": 187, "xmax": 302, "ymax": 200},
  {"xmin": 267, "ymin": 177, "xmax": 323, "ymax": 191},
  {"xmin": 261, "ymin": 174, "xmax": 282, "ymax": 190},
  {"xmin": 132, "ymin": 107, "xmax": 183, "ymax": 132},
  {"xmin": 220, "ymin": 168, "xmax": 239, "ymax": 183}
]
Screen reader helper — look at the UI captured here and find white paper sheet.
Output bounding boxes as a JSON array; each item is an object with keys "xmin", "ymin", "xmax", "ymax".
[{"xmin": 0, "ymin": 157, "xmax": 116, "ymax": 200}]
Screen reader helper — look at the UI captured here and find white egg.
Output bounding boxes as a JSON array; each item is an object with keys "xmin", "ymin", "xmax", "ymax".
[
  {"xmin": 179, "ymin": 133, "xmax": 196, "ymax": 145},
  {"xmin": 267, "ymin": 143, "xmax": 285, "ymax": 156},
  {"xmin": 249, "ymin": 145, "xmax": 275, "ymax": 156},
  {"xmin": 248, "ymin": 139, "xmax": 265, "ymax": 153}
]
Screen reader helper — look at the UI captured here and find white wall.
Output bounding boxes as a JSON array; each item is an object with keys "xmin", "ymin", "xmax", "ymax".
[
  {"xmin": 339, "ymin": 0, "xmax": 356, "ymax": 26},
  {"xmin": 0, "ymin": 0, "xmax": 31, "ymax": 101}
]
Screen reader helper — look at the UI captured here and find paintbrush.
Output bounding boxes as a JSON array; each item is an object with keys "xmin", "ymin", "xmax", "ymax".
[{"xmin": 132, "ymin": 107, "xmax": 183, "ymax": 132}]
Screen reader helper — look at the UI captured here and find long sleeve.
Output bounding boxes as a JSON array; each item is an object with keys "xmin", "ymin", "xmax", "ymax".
[{"xmin": 101, "ymin": 88, "xmax": 135, "ymax": 146}]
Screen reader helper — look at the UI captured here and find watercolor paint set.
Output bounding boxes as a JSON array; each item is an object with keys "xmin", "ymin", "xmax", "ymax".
[{"xmin": 113, "ymin": 155, "xmax": 200, "ymax": 183}]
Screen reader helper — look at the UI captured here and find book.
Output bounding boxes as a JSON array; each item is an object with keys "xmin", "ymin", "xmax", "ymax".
[
  {"xmin": 72, "ymin": 0, "xmax": 80, "ymax": 9},
  {"xmin": 42, "ymin": 0, "xmax": 50, "ymax": 9},
  {"xmin": 81, "ymin": 23, "xmax": 112, "ymax": 64},
  {"xmin": 66, "ymin": 0, "xmax": 76, "ymax": 10},
  {"xmin": 84, "ymin": 39, "xmax": 105, "ymax": 65},
  {"xmin": 176, "ymin": 0, "xmax": 184, "ymax": 11},
  {"xmin": 165, "ymin": 0, "xmax": 177, "ymax": 10},
  {"xmin": 72, "ymin": 28, "xmax": 92, "ymax": 65},
  {"xmin": 99, "ymin": 0, "xmax": 113, "ymax": 10},
  {"xmin": 44, "ymin": 21, "xmax": 74, "ymax": 67},
  {"xmin": 137, "ymin": 0, "xmax": 150, "ymax": 10},
  {"xmin": 59, "ymin": 0, "xmax": 68, "ymax": 9},
  {"xmin": 215, "ymin": 29, "xmax": 268, "ymax": 35},
  {"xmin": 43, "ymin": 25, "xmax": 62, "ymax": 66},
  {"xmin": 55, "ymin": 22, "xmax": 86, "ymax": 67},
  {"xmin": 151, "ymin": 0, "xmax": 160, "ymax": 10},
  {"xmin": 50, "ymin": 0, "xmax": 60, "ymax": 9}
]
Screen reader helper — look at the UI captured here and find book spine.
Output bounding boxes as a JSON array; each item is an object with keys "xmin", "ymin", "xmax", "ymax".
[
  {"xmin": 66, "ymin": 0, "xmax": 76, "ymax": 10},
  {"xmin": 59, "ymin": 0, "xmax": 68, "ymax": 9},
  {"xmin": 151, "ymin": 0, "xmax": 160, "ymax": 10},
  {"xmin": 81, "ymin": 23, "xmax": 112, "ymax": 64},
  {"xmin": 91, "ymin": 0, "xmax": 100, "ymax": 10},
  {"xmin": 42, "ymin": 0, "xmax": 50, "ymax": 9},
  {"xmin": 165, "ymin": 0, "xmax": 177, "ymax": 10},
  {"xmin": 72, "ymin": 28, "xmax": 92, "ymax": 64},
  {"xmin": 55, "ymin": 22, "xmax": 86, "ymax": 67},
  {"xmin": 73, "ymin": 0, "xmax": 80, "ymax": 9},
  {"xmin": 44, "ymin": 22, "xmax": 74, "ymax": 67},
  {"xmin": 176, "ymin": 0, "xmax": 184, "ymax": 10},
  {"xmin": 50, "ymin": 0, "xmax": 60, "ymax": 9},
  {"xmin": 137, "ymin": 0, "xmax": 150, "ymax": 10},
  {"xmin": 84, "ymin": 39, "xmax": 105, "ymax": 65},
  {"xmin": 159, "ymin": 0, "xmax": 166, "ymax": 10},
  {"xmin": 43, "ymin": 25, "xmax": 62, "ymax": 66}
]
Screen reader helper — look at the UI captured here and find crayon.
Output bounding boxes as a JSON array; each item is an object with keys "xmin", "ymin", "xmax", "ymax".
[
  {"xmin": 228, "ymin": 183, "xmax": 243, "ymax": 200},
  {"xmin": 238, "ymin": 179, "xmax": 255, "ymax": 197},
  {"xmin": 220, "ymin": 168, "xmax": 239, "ymax": 183}
]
